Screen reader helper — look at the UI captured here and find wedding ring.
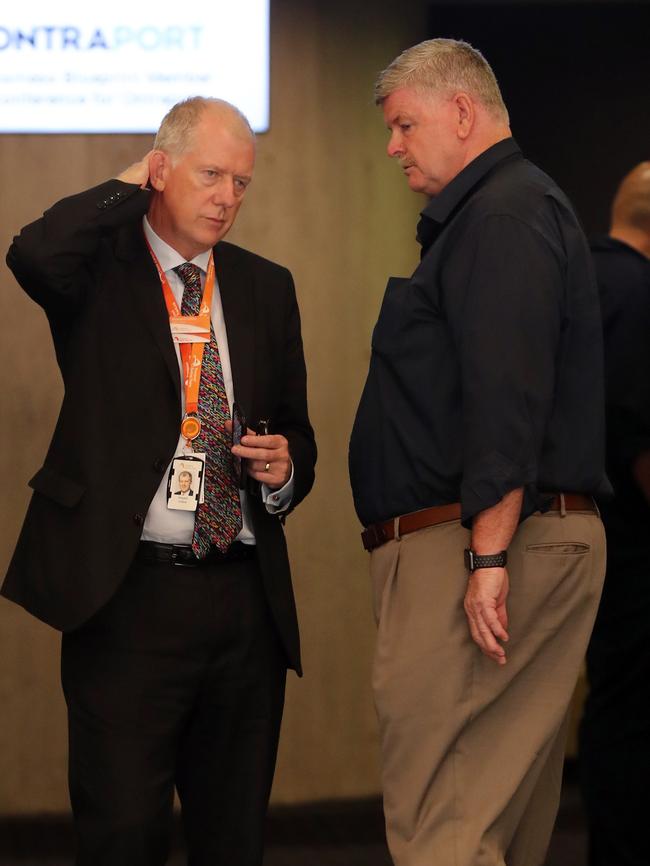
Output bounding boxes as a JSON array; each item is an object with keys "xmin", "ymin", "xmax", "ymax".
[{"xmin": 265, "ymin": 462, "xmax": 271, "ymax": 471}]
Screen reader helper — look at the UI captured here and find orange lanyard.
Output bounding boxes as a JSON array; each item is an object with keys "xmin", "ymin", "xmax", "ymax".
[{"xmin": 147, "ymin": 240, "xmax": 216, "ymax": 443}]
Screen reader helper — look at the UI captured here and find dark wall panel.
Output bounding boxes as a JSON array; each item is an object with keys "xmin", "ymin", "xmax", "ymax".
[{"xmin": 428, "ymin": 2, "xmax": 650, "ymax": 233}]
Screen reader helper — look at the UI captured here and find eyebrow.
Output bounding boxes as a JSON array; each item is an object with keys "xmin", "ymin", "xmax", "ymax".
[
  {"xmin": 386, "ymin": 112, "xmax": 410, "ymax": 127},
  {"xmin": 201, "ymin": 164, "xmax": 252, "ymax": 183}
]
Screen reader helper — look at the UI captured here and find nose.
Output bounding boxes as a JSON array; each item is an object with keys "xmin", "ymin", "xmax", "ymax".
[
  {"xmin": 211, "ymin": 176, "xmax": 238, "ymax": 208},
  {"xmin": 387, "ymin": 130, "xmax": 404, "ymax": 159}
]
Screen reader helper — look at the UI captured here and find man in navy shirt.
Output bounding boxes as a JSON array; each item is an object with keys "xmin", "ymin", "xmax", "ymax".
[{"xmin": 350, "ymin": 38, "xmax": 608, "ymax": 866}]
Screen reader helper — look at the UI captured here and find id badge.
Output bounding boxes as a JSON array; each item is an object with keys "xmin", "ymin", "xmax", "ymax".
[
  {"xmin": 169, "ymin": 313, "xmax": 210, "ymax": 343},
  {"xmin": 167, "ymin": 454, "xmax": 205, "ymax": 511}
]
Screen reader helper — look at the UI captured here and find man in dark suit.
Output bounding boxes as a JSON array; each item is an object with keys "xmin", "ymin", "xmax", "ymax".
[{"xmin": 3, "ymin": 97, "xmax": 316, "ymax": 866}]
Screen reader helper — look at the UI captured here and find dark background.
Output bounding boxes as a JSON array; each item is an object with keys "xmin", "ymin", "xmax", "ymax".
[{"xmin": 428, "ymin": 2, "xmax": 650, "ymax": 234}]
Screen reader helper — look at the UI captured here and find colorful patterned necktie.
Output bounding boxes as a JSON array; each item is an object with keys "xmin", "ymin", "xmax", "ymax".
[{"xmin": 175, "ymin": 262, "xmax": 242, "ymax": 556}]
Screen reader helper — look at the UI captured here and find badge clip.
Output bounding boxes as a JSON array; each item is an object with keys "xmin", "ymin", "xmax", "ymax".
[{"xmin": 180, "ymin": 413, "xmax": 201, "ymax": 447}]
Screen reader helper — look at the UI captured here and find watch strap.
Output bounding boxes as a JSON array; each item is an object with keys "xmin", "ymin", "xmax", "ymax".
[{"xmin": 464, "ymin": 548, "xmax": 508, "ymax": 572}]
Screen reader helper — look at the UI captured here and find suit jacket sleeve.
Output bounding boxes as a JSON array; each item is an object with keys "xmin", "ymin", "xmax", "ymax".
[{"xmin": 6, "ymin": 179, "xmax": 150, "ymax": 317}]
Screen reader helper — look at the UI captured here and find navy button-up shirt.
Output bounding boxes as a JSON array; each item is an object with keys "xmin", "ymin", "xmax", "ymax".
[{"xmin": 350, "ymin": 138, "xmax": 611, "ymax": 528}]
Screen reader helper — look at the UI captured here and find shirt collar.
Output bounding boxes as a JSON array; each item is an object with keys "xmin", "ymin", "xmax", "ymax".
[
  {"xmin": 591, "ymin": 234, "xmax": 650, "ymax": 265},
  {"xmin": 142, "ymin": 216, "xmax": 212, "ymax": 274},
  {"xmin": 417, "ymin": 137, "xmax": 522, "ymax": 246}
]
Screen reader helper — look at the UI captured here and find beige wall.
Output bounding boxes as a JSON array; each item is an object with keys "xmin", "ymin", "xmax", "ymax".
[{"xmin": 0, "ymin": 0, "xmax": 426, "ymax": 813}]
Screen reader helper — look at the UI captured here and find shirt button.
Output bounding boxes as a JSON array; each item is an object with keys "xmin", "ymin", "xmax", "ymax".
[
  {"xmin": 272, "ymin": 494, "xmax": 279, "ymax": 502},
  {"xmin": 153, "ymin": 458, "xmax": 166, "ymax": 473},
  {"xmin": 133, "ymin": 513, "xmax": 144, "ymax": 527}
]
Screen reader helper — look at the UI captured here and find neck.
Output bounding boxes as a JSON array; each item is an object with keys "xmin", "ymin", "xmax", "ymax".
[
  {"xmin": 461, "ymin": 124, "xmax": 512, "ymax": 172},
  {"xmin": 610, "ymin": 225, "xmax": 650, "ymax": 260}
]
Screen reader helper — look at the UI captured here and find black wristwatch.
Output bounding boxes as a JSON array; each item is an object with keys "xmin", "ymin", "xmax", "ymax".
[{"xmin": 464, "ymin": 548, "xmax": 508, "ymax": 572}]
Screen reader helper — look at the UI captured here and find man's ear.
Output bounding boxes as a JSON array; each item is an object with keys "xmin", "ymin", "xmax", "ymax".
[
  {"xmin": 454, "ymin": 93, "xmax": 475, "ymax": 141},
  {"xmin": 149, "ymin": 151, "xmax": 169, "ymax": 191}
]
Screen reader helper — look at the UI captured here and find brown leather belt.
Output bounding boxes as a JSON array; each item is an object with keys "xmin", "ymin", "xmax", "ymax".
[{"xmin": 361, "ymin": 493, "xmax": 596, "ymax": 553}]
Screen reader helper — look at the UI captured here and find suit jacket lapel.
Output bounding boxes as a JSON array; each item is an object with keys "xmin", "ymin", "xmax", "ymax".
[
  {"xmin": 115, "ymin": 225, "xmax": 181, "ymax": 402},
  {"xmin": 215, "ymin": 242, "xmax": 255, "ymax": 417}
]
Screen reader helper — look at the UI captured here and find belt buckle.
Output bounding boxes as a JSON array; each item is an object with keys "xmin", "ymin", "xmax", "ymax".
[{"xmin": 170, "ymin": 545, "xmax": 196, "ymax": 567}]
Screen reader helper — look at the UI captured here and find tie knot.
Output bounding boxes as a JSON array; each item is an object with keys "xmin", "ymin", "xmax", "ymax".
[
  {"xmin": 175, "ymin": 262, "xmax": 202, "ymax": 287},
  {"xmin": 175, "ymin": 263, "xmax": 203, "ymax": 316}
]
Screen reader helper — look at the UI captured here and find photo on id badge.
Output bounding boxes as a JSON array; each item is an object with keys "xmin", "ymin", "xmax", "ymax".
[{"xmin": 167, "ymin": 456, "xmax": 205, "ymax": 511}]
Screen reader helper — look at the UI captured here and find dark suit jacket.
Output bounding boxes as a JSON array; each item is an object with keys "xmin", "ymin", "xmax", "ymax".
[{"xmin": 3, "ymin": 179, "xmax": 316, "ymax": 673}]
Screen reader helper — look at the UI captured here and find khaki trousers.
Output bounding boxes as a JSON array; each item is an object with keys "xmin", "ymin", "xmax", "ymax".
[{"xmin": 370, "ymin": 508, "xmax": 605, "ymax": 866}]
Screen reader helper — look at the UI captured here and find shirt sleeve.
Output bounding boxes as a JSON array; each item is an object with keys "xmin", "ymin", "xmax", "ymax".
[{"xmin": 446, "ymin": 214, "xmax": 563, "ymax": 526}]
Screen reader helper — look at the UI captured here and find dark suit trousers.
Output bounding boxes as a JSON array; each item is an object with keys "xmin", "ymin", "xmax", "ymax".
[{"xmin": 61, "ymin": 551, "xmax": 286, "ymax": 866}]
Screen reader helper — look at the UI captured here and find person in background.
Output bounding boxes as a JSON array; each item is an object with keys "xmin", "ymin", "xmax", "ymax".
[{"xmin": 580, "ymin": 162, "xmax": 650, "ymax": 866}]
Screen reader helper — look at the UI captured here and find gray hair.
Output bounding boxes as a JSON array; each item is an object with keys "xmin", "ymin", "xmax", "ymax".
[
  {"xmin": 374, "ymin": 38, "xmax": 509, "ymax": 124},
  {"xmin": 154, "ymin": 96, "xmax": 254, "ymax": 159}
]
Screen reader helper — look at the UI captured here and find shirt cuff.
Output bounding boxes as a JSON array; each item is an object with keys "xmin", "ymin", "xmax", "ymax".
[
  {"xmin": 461, "ymin": 451, "xmax": 536, "ymax": 527},
  {"xmin": 261, "ymin": 462, "xmax": 294, "ymax": 513}
]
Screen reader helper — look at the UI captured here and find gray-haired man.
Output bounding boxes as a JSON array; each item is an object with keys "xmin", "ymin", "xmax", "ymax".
[
  {"xmin": 5, "ymin": 97, "xmax": 316, "ymax": 865},
  {"xmin": 350, "ymin": 39, "xmax": 608, "ymax": 866}
]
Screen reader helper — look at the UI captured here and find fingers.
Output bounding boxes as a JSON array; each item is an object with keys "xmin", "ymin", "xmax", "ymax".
[
  {"xmin": 464, "ymin": 604, "xmax": 507, "ymax": 664},
  {"xmin": 239, "ymin": 433, "xmax": 279, "ymax": 448},
  {"xmin": 481, "ymin": 603, "xmax": 509, "ymax": 643},
  {"xmin": 246, "ymin": 455, "xmax": 291, "ymax": 487},
  {"xmin": 231, "ymin": 434, "xmax": 287, "ymax": 462},
  {"xmin": 231, "ymin": 433, "xmax": 291, "ymax": 488},
  {"xmin": 116, "ymin": 151, "xmax": 154, "ymax": 188},
  {"xmin": 247, "ymin": 464, "xmax": 290, "ymax": 486},
  {"xmin": 464, "ymin": 568, "xmax": 510, "ymax": 665}
]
